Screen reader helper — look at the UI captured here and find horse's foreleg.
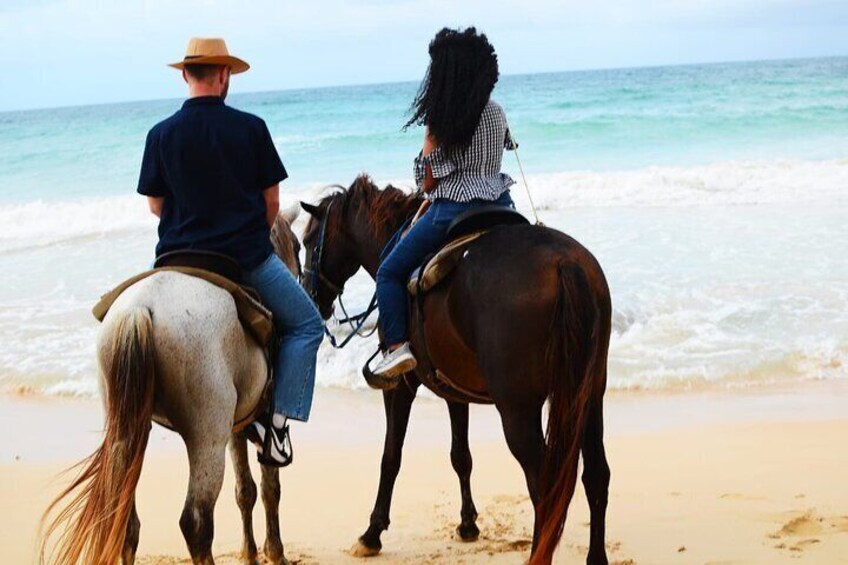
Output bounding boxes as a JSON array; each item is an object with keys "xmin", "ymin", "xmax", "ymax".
[
  {"xmin": 581, "ymin": 398, "xmax": 610, "ymax": 565},
  {"xmin": 180, "ymin": 430, "xmax": 229, "ymax": 565},
  {"xmin": 447, "ymin": 400, "xmax": 479, "ymax": 542},
  {"xmin": 121, "ymin": 498, "xmax": 140, "ymax": 565},
  {"xmin": 260, "ymin": 464, "xmax": 286, "ymax": 564},
  {"xmin": 498, "ymin": 405, "xmax": 545, "ymax": 550},
  {"xmin": 229, "ymin": 431, "xmax": 259, "ymax": 564},
  {"xmin": 352, "ymin": 379, "xmax": 419, "ymax": 557}
]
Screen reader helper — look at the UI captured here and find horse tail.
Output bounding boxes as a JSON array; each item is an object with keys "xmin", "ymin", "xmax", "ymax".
[
  {"xmin": 531, "ymin": 263, "xmax": 601, "ymax": 565},
  {"xmin": 41, "ymin": 307, "xmax": 155, "ymax": 565}
]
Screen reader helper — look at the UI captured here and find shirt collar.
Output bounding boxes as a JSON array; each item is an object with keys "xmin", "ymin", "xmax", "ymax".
[{"xmin": 182, "ymin": 96, "xmax": 225, "ymax": 109}]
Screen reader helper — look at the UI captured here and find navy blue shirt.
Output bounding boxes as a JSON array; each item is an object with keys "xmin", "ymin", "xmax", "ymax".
[{"xmin": 138, "ymin": 96, "xmax": 287, "ymax": 270}]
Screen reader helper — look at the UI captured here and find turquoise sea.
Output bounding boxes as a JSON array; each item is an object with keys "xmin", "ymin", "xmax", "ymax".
[{"xmin": 1, "ymin": 57, "xmax": 847, "ymax": 395}]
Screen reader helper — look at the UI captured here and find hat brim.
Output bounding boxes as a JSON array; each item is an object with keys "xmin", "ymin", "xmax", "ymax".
[{"xmin": 169, "ymin": 55, "xmax": 250, "ymax": 75}]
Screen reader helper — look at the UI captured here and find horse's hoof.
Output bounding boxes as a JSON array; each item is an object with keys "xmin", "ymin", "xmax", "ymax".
[
  {"xmin": 350, "ymin": 539, "xmax": 381, "ymax": 558},
  {"xmin": 586, "ymin": 549, "xmax": 609, "ymax": 565},
  {"xmin": 263, "ymin": 549, "xmax": 288, "ymax": 565},
  {"xmin": 456, "ymin": 522, "xmax": 480, "ymax": 542}
]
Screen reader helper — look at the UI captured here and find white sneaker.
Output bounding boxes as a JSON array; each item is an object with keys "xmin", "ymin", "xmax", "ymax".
[
  {"xmin": 373, "ymin": 343, "xmax": 418, "ymax": 378},
  {"xmin": 247, "ymin": 420, "xmax": 293, "ymax": 468}
]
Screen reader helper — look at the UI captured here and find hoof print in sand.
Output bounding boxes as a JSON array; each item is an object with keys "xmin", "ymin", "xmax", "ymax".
[{"xmin": 768, "ymin": 510, "xmax": 848, "ymax": 555}]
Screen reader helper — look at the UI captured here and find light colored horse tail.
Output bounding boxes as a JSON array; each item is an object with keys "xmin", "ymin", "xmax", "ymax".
[{"xmin": 41, "ymin": 307, "xmax": 155, "ymax": 565}]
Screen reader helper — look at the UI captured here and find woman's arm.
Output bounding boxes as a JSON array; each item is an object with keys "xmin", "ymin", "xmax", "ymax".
[{"xmin": 421, "ymin": 128, "xmax": 438, "ymax": 193}]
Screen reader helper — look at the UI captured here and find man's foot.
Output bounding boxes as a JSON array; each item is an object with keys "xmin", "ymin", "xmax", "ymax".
[
  {"xmin": 373, "ymin": 343, "xmax": 417, "ymax": 378},
  {"xmin": 246, "ymin": 417, "xmax": 293, "ymax": 468}
]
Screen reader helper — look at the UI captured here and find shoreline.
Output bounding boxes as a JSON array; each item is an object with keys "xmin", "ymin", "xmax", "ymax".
[
  {"xmin": 3, "ymin": 378, "xmax": 847, "ymax": 464},
  {"xmin": 2, "ymin": 380, "xmax": 847, "ymax": 563}
]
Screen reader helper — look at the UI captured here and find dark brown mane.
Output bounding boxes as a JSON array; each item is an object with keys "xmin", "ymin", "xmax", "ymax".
[{"xmin": 320, "ymin": 174, "xmax": 422, "ymax": 237}]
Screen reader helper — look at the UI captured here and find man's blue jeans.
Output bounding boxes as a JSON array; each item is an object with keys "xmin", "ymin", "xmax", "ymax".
[
  {"xmin": 246, "ymin": 254, "xmax": 324, "ymax": 422},
  {"xmin": 376, "ymin": 191, "xmax": 514, "ymax": 346}
]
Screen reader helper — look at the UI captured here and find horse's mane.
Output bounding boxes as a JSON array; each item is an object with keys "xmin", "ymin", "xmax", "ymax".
[
  {"xmin": 320, "ymin": 174, "xmax": 422, "ymax": 236},
  {"xmin": 270, "ymin": 214, "xmax": 302, "ymax": 276}
]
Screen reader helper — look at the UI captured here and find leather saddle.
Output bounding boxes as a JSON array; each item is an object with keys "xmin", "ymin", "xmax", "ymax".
[
  {"xmin": 407, "ymin": 206, "xmax": 529, "ymax": 296},
  {"xmin": 154, "ymin": 249, "xmax": 246, "ymax": 286},
  {"xmin": 392, "ymin": 207, "xmax": 530, "ymax": 405}
]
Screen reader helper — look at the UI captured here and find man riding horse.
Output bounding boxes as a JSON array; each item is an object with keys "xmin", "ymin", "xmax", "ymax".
[{"xmin": 138, "ymin": 37, "xmax": 323, "ymax": 467}]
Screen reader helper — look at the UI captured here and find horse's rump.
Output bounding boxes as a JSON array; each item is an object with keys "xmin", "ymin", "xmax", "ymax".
[
  {"xmin": 101, "ymin": 272, "xmax": 268, "ymax": 431},
  {"xmin": 411, "ymin": 224, "xmax": 610, "ymax": 403}
]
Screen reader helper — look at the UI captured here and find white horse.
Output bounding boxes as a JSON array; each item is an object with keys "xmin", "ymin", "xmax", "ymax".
[{"xmin": 41, "ymin": 208, "xmax": 301, "ymax": 565}]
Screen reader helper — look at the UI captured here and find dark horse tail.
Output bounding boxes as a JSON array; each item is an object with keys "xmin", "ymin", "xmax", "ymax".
[
  {"xmin": 532, "ymin": 263, "xmax": 601, "ymax": 564},
  {"xmin": 40, "ymin": 307, "xmax": 155, "ymax": 565}
]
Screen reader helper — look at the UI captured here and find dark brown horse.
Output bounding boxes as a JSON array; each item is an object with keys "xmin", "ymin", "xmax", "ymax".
[{"xmin": 301, "ymin": 175, "xmax": 612, "ymax": 565}]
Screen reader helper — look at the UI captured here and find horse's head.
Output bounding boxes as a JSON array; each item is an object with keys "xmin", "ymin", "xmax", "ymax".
[
  {"xmin": 301, "ymin": 174, "xmax": 423, "ymax": 320},
  {"xmin": 301, "ymin": 184, "xmax": 364, "ymax": 319}
]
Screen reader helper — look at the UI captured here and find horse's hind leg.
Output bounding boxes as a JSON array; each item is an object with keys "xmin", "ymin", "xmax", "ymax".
[
  {"xmin": 498, "ymin": 404, "xmax": 545, "ymax": 549},
  {"xmin": 581, "ymin": 398, "xmax": 610, "ymax": 565},
  {"xmin": 229, "ymin": 431, "xmax": 259, "ymax": 564},
  {"xmin": 180, "ymin": 429, "xmax": 229, "ymax": 565},
  {"xmin": 121, "ymin": 498, "xmax": 140, "ymax": 565},
  {"xmin": 447, "ymin": 401, "xmax": 479, "ymax": 541},
  {"xmin": 353, "ymin": 379, "xmax": 419, "ymax": 557},
  {"xmin": 260, "ymin": 464, "xmax": 287, "ymax": 564}
]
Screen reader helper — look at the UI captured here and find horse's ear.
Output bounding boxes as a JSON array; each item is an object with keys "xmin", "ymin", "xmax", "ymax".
[{"xmin": 300, "ymin": 201, "xmax": 323, "ymax": 218}]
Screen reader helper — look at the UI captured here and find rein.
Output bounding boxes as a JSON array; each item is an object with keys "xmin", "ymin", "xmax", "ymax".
[{"xmin": 304, "ymin": 197, "xmax": 379, "ymax": 349}]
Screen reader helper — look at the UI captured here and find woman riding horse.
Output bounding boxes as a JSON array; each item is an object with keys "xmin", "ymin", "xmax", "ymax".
[
  {"xmin": 373, "ymin": 27, "xmax": 518, "ymax": 379},
  {"xmin": 301, "ymin": 28, "xmax": 612, "ymax": 565}
]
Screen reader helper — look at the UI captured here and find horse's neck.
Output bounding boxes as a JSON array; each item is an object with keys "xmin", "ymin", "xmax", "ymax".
[{"xmin": 356, "ymin": 196, "xmax": 422, "ymax": 279}]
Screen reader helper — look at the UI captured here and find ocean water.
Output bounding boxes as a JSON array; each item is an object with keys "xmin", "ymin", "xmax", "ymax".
[{"xmin": 1, "ymin": 57, "xmax": 847, "ymax": 395}]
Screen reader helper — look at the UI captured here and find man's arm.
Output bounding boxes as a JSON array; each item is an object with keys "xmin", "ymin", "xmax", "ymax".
[
  {"xmin": 147, "ymin": 196, "xmax": 164, "ymax": 218},
  {"xmin": 263, "ymin": 184, "xmax": 280, "ymax": 227}
]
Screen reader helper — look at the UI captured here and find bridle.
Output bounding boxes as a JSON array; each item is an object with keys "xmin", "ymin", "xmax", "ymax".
[{"xmin": 304, "ymin": 197, "xmax": 378, "ymax": 349}]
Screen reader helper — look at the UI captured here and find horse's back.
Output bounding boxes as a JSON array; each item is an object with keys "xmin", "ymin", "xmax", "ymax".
[
  {"xmin": 99, "ymin": 271, "xmax": 266, "ymax": 432},
  {"xmin": 418, "ymin": 224, "xmax": 611, "ymax": 401}
]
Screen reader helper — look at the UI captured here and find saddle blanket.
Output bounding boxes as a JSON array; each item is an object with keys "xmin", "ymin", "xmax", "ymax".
[{"xmin": 92, "ymin": 267, "xmax": 274, "ymax": 347}]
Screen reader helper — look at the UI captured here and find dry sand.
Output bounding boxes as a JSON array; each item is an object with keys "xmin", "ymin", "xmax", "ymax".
[{"xmin": 2, "ymin": 381, "xmax": 847, "ymax": 564}]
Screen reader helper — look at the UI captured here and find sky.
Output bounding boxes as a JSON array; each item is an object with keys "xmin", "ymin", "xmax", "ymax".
[{"xmin": 0, "ymin": 0, "xmax": 846, "ymax": 111}]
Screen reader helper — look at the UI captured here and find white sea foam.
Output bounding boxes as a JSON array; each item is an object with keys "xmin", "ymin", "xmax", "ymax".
[
  {"xmin": 3, "ymin": 158, "xmax": 846, "ymax": 255},
  {"xmin": 0, "ymin": 195, "xmax": 157, "ymax": 253},
  {"xmin": 513, "ymin": 158, "xmax": 848, "ymax": 209},
  {"xmin": 1, "ymin": 158, "xmax": 846, "ymax": 397}
]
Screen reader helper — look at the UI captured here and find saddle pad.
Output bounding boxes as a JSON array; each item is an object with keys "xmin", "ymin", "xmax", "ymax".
[
  {"xmin": 92, "ymin": 267, "xmax": 274, "ymax": 347},
  {"xmin": 407, "ymin": 231, "xmax": 485, "ymax": 296}
]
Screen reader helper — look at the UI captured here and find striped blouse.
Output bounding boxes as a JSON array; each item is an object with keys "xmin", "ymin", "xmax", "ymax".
[{"xmin": 414, "ymin": 100, "xmax": 517, "ymax": 203}]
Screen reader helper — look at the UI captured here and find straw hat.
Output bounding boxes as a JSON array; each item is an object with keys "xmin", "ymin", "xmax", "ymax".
[{"xmin": 169, "ymin": 37, "xmax": 250, "ymax": 74}]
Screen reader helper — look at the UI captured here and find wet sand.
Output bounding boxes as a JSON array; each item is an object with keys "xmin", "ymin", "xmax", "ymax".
[{"xmin": 2, "ymin": 381, "xmax": 847, "ymax": 564}]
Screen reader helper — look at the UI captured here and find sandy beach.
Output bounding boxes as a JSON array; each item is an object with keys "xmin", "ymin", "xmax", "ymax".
[{"xmin": 3, "ymin": 381, "xmax": 846, "ymax": 565}]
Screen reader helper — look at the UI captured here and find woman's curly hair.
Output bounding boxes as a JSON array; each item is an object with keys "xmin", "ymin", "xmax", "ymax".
[{"xmin": 404, "ymin": 27, "xmax": 499, "ymax": 152}]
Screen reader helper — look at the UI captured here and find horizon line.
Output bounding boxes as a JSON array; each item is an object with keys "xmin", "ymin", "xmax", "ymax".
[{"xmin": 2, "ymin": 53, "xmax": 845, "ymax": 115}]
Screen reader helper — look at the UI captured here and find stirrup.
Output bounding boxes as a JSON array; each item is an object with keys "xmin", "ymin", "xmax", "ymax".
[{"xmin": 362, "ymin": 347, "xmax": 402, "ymax": 390}]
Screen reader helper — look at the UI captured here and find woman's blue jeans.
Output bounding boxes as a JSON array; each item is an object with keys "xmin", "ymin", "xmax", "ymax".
[
  {"xmin": 245, "ymin": 253, "xmax": 324, "ymax": 422},
  {"xmin": 376, "ymin": 191, "xmax": 514, "ymax": 346}
]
